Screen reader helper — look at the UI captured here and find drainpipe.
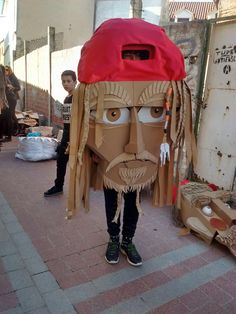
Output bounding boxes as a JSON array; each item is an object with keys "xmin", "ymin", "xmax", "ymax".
[
  {"xmin": 93, "ymin": 0, "xmax": 98, "ymax": 31},
  {"xmin": 194, "ymin": 20, "xmax": 212, "ymax": 139},
  {"xmin": 47, "ymin": 26, "xmax": 55, "ymax": 126},
  {"xmin": 23, "ymin": 40, "xmax": 27, "ymax": 111}
]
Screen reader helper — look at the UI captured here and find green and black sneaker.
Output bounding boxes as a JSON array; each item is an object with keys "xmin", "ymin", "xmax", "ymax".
[
  {"xmin": 105, "ymin": 236, "xmax": 120, "ymax": 264},
  {"xmin": 120, "ymin": 238, "xmax": 142, "ymax": 267}
]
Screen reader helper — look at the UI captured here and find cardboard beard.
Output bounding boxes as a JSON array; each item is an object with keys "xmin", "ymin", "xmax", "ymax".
[{"xmin": 67, "ymin": 19, "xmax": 196, "ymax": 219}]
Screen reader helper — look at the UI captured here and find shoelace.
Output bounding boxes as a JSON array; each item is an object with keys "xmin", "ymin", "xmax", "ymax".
[
  {"xmin": 108, "ymin": 241, "xmax": 119, "ymax": 254},
  {"xmin": 125, "ymin": 243, "xmax": 139, "ymax": 257}
]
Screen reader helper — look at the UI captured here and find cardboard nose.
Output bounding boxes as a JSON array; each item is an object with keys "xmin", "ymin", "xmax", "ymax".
[{"xmin": 125, "ymin": 107, "xmax": 145, "ymax": 154}]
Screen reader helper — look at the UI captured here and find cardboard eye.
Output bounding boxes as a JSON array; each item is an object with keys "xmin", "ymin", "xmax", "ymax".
[
  {"xmin": 151, "ymin": 107, "xmax": 164, "ymax": 118},
  {"xmin": 103, "ymin": 108, "xmax": 129, "ymax": 124},
  {"xmin": 138, "ymin": 107, "xmax": 165, "ymax": 123},
  {"xmin": 106, "ymin": 109, "xmax": 121, "ymax": 122}
]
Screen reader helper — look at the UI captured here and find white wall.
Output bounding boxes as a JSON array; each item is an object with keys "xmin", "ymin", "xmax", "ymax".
[
  {"xmin": 14, "ymin": 44, "xmax": 82, "ymax": 105},
  {"xmin": 196, "ymin": 21, "xmax": 236, "ymax": 190},
  {"xmin": 17, "ymin": 0, "xmax": 95, "ymax": 48},
  {"xmin": 51, "ymin": 46, "xmax": 82, "ymax": 103},
  {"xmin": 95, "ymin": 0, "xmax": 163, "ymax": 29},
  {"xmin": 2, "ymin": 0, "xmax": 17, "ymax": 66}
]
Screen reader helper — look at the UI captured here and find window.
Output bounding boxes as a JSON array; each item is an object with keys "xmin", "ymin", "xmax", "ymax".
[{"xmin": 122, "ymin": 44, "xmax": 154, "ymax": 60}]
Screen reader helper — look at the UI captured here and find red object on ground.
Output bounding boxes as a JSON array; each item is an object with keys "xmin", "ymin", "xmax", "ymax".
[
  {"xmin": 210, "ymin": 217, "xmax": 228, "ymax": 231},
  {"xmin": 208, "ymin": 183, "xmax": 218, "ymax": 191},
  {"xmin": 78, "ymin": 18, "xmax": 186, "ymax": 83}
]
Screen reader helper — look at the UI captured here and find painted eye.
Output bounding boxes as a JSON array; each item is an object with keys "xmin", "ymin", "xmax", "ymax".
[
  {"xmin": 103, "ymin": 108, "xmax": 130, "ymax": 124},
  {"xmin": 138, "ymin": 107, "xmax": 165, "ymax": 123}
]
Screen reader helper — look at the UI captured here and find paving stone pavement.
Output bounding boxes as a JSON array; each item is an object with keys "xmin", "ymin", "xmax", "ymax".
[{"xmin": 1, "ymin": 138, "xmax": 236, "ymax": 314}]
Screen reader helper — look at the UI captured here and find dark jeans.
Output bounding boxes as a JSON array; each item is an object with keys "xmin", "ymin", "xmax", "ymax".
[
  {"xmin": 8, "ymin": 98, "xmax": 18, "ymax": 134},
  {"xmin": 104, "ymin": 188, "xmax": 139, "ymax": 239},
  {"xmin": 0, "ymin": 107, "xmax": 12, "ymax": 138},
  {"xmin": 54, "ymin": 124, "xmax": 69, "ymax": 189}
]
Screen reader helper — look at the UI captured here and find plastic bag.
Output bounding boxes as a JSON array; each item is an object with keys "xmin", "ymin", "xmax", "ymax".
[{"xmin": 15, "ymin": 136, "xmax": 58, "ymax": 161}]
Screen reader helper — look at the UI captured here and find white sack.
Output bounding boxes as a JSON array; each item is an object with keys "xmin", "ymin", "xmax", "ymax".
[{"xmin": 15, "ymin": 137, "xmax": 58, "ymax": 161}]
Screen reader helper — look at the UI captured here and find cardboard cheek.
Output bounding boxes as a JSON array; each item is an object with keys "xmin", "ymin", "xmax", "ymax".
[
  {"xmin": 142, "ymin": 124, "xmax": 164, "ymax": 156},
  {"xmin": 87, "ymin": 123, "xmax": 130, "ymax": 161}
]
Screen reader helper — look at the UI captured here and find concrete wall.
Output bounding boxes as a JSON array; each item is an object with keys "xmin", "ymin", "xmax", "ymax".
[
  {"xmin": 164, "ymin": 21, "xmax": 208, "ymax": 120},
  {"xmin": 1, "ymin": 0, "xmax": 17, "ymax": 66},
  {"xmin": 17, "ymin": 0, "xmax": 95, "ymax": 49},
  {"xmin": 94, "ymin": 0, "xmax": 163, "ymax": 29},
  {"xmin": 219, "ymin": 0, "xmax": 236, "ymax": 17},
  {"xmin": 14, "ymin": 44, "xmax": 82, "ymax": 127},
  {"xmin": 196, "ymin": 20, "xmax": 236, "ymax": 189}
]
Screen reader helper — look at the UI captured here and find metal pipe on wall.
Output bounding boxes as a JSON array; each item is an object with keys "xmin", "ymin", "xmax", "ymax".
[{"xmin": 47, "ymin": 26, "xmax": 55, "ymax": 126}]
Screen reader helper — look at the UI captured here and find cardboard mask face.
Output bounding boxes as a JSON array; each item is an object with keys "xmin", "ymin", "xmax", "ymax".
[{"xmin": 86, "ymin": 81, "xmax": 171, "ymax": 192}]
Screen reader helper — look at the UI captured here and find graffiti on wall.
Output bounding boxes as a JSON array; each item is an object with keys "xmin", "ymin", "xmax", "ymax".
[
  {"xmin": 213, "ymin": 45, "xmax": 236, "ymax": 64},
  {"xmin": 213, "ymin": 44, "xmax": 236, "ymax": 75}
]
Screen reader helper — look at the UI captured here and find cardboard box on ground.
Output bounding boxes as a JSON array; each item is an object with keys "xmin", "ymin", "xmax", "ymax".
[
  {"xmin": 180, "ymin": 182, "xmax": 236, "ymax": 256},
  {"xmin": 15, "ymin": 110, "xmax": 39, "ymax": 133},
  {"xmin": 15, "ymin": 110, "xmax": 63, "ymax": 139}
]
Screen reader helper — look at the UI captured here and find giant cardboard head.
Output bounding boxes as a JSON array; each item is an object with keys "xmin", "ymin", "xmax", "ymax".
[{"xmin": 67, "ymin": 18, "xmax": 196, "ymax": 218}]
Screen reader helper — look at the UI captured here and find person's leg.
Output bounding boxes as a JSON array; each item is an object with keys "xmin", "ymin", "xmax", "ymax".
[
  {"xmin": 104, "ymin": 188, "xmax": 121, "ymax": 264},
  {"xmin": 54, "ymin": 144, "xmax": 69, "ymax": 189},
  {"xmin": 104, "ymin": 188, "xmax": 121, "ymax": 236},
  {"xmin": 0, "ymin": 112, "xmax": 4, "ymax": 140},
  {"xmin": 8, "ymin": 99, "xmax": 17, "ymax": 135},
  {"xmin": 2, "ymin": 107, "xmax": 12, "ymax": 140},
  {"xmin": 120, "ymin": 191, "xmax": 142, "ymax": 266},
  {"xmin": 44, "ymin": 127, "xmax": 69, "ymax": 197},
  {"xmin": 122, "ymin": 191, "xmax": 139, "ymax": 238}
]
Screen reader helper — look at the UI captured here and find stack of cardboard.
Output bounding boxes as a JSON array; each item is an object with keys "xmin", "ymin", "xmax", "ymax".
[
  {"xmin": 15, "ymin": 110, "xmax": 39, "ymax": 134},
  {"xmin": 180, "ymin": 182, "xmax": 236, "ymax": 256}
]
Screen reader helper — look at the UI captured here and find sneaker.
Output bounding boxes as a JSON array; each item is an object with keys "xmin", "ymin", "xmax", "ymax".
[
  {"xmin": 44, "ymin": 186, "xmax": 63, "ymax": 197},
  {"xmin": 105, "ymin": 237, "xmax": 120, "ymax": 264},
  {"xmin": 120, "ymin": 242, "xmax": 142, "ymax": 266}
]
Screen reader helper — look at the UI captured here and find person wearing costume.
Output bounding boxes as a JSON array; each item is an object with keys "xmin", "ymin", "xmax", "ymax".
[
  {"xmin": 103, "ymin": 51, "xmax": 144, "ymax": 266},
  {"xmin": 67, "ymin": 19, "xmax": 196, "ymax": 267},
  {"xmin": 44, "ymin": 70, "xmax": 77, "ymax": 197}
]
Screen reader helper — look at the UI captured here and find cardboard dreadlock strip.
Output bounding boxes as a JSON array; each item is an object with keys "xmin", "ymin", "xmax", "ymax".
[
  {"xmin": 74, "ymin": 85, "xmax": 92, "ymax": 214},
  {"xmin": 152, "ymin": 82, "xmax": 176, "ymax": 207},
  {"xmin": 175, "ymin": 81, "xmax": 197, "ymax": 211},
  {"xmin": 183, "ymin": 82, "xmax": 193, "ymax": 165},
  {"xmin": 175, "ymin": 81, "xmax": 185, "ymax": 146},
  {"xmin": 155, "ymin": 146, "xmax": 175, "ymax": 207},
  {"xmin": 170, "ymin": 81, "xmax": 178, "ymax": 145},
  {"xmin": 82, "ymin": 147, "xmax": 91, "ymax": 211},
  {"xmin": 67, "ymin": 84, "xmax": 86, "ymax": 218},
  {"xmin": 95, "ymin": 82, "xmax": 105, "ymax": 148},
  {"xmin": 78, "ymin": 84, "xmax": 91, "ymax": 164},
  {"xmin": 112, "ymin": 191, "xmax": 123, "ymax": 223}
]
